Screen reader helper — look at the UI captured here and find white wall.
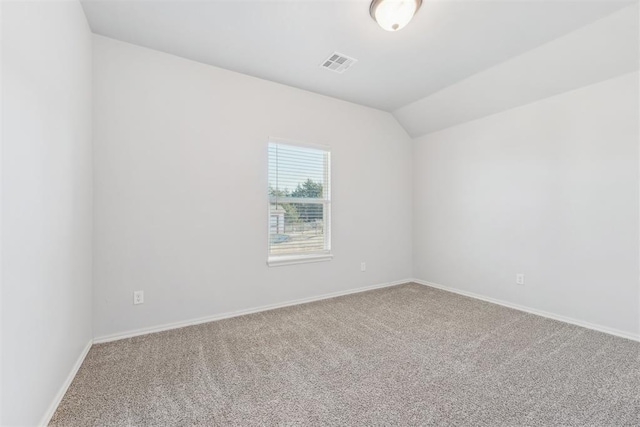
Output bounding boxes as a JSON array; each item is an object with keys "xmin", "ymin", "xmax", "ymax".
[
  {"xmin": 92, "ymin": 35, "xmax": 413, "ymax": 340},
  {"xmin": 0, "ymin": 3, "xmax": 635, "ymax": 424},
  {"xmin": 1, "ymin": 1, "xmax": 93, "ymax": 426},
  {"xmin": 394, "ymin": 4, "xmax": 639, "ymax": 138},
  {"xmin": 413, "ymin": 72, "xmax": 640, "ymax": 339}
]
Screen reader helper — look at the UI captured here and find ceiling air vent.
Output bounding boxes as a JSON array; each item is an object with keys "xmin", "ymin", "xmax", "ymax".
[{"xmin": 321, "ymin": 52, "xmax": 357, "ymax": 74}]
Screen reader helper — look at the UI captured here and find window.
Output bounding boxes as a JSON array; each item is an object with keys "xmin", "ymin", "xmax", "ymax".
[{"xmin": 268, "ymin": 138, "xmax": 331, "ymax": 266}]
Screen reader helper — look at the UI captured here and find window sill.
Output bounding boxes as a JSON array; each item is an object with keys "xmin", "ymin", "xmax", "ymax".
[{"xmin": 267, "ymin": 254, "xmax": 333, "ymax": 267}]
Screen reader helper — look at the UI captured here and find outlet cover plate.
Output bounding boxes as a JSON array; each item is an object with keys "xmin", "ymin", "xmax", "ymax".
[{"xmin": 133, "ymin": 290, "xmax": 144, "ymax": 305}]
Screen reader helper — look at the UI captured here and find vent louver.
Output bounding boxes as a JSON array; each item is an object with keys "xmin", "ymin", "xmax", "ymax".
[{"xmin": 321, "ymin": 52, "xmax": 357, "ymax": 74}]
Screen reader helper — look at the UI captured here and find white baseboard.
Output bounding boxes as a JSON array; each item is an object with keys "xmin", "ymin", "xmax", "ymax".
[
  {"xmin": 37, "ymin": 278, "xmax": 637, "ymax": 425},
  {"xmin": 40, "ymin": 339, "xmax": 93, "ymax": 427},
  {"xmin": 413, "ymin": 279, "xmax": 640, "ymax": 342},
  {"xmin": 94, "ymin": 278, "xmax": 413, "ymax": 344}
]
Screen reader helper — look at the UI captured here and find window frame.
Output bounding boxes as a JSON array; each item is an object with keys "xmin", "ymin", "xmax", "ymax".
[{"xmin": 267, "ymin": 137, "xmax": 332, "ymax": 267}]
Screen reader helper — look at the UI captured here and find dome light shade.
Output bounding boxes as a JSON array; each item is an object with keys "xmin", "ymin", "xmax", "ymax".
[{"xmin": 370, "ymin": 0, "xmax": 422, "ymax": 32}]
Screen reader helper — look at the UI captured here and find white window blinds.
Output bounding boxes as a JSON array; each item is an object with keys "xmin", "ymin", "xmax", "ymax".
[{"xmin": 268, "ymin": 140, "xmax": 331, "ymax": 265}]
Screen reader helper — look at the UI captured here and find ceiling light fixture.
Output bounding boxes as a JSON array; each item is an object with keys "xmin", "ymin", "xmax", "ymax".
[{"xmin": 370, "ymin": 0, "xmax": 422, "ymax": 32}]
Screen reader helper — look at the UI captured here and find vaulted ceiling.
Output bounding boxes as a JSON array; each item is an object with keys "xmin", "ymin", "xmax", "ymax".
[{"xmin": 82, "ymin": 0, "xmax": 633, "ymax": 113}]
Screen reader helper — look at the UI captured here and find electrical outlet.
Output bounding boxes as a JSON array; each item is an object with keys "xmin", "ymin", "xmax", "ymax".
[
  {"xmin": 516, "ymin": 274, "xmax": 525, "ymax": 285},
  {"xmin": 133, "ymin": 290, "xmax": 144, "ymax": 305},
  {"xmin": 360, "ymin": 262, "xmax": 366, "ymax": 272}
]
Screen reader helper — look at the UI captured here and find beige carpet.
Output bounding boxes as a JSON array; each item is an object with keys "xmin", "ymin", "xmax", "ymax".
[{"xmin": 51, "ymin": 283, "xmax": 640, "ymax": 426}]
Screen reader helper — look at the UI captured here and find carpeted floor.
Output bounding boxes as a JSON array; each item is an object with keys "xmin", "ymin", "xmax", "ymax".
[{"xmin": 51, "ymin": 282, "xmax": 640, "ymax": 426}]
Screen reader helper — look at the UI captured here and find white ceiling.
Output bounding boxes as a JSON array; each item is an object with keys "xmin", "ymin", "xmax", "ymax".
[
  {"xmin": 81, "ymin": 0, "xmax": 634, "ymax": 112},
  {"xmin": 394, "ymin": 3, "xmax": 639, "ymax": 137}
]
